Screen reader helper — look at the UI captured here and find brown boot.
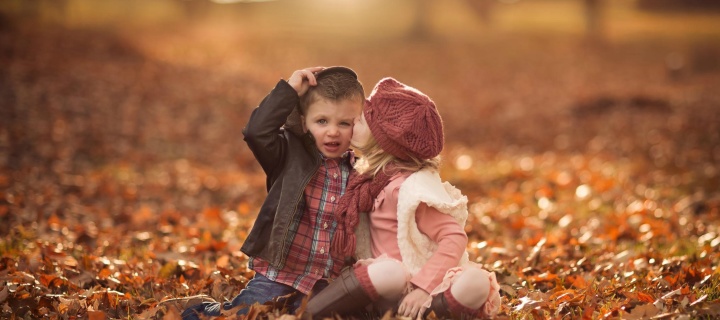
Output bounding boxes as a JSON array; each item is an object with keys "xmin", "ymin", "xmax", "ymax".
[
  {"xmin": 425, "ymin": 292, "xmax": 453, "ymax": 319},
  {"xmin": 425, "ymin": 290, "xmax": 482, "ymax": 320},
  {"xmin": 305, "ymin": 267, "xmax": 374, "ymax": 319}
]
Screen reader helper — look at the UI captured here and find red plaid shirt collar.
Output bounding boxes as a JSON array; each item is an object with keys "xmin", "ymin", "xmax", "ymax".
[{"xmin": 250, "ymin": 150, "xmax": 354, "ymax": 294}]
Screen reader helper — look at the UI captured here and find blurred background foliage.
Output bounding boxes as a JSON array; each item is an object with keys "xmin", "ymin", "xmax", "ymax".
[
  {"xmin": 2, "ymin": 0, "xmax": 719, "ymax": 188},
  {"xmin": 2, "ymin": 0, "xmax": 719, "ymax": 162},
  {"xmin": 1, "ymin": 0, "xmax": 720, "ymax": 240}
]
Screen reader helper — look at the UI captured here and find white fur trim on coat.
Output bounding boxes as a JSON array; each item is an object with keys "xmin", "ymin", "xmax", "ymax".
[{"xmin": 395, "ymin": 169, "xmax": 470, "ymax": 275}]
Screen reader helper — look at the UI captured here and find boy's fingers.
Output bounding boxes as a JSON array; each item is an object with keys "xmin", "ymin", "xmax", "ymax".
[
  {"xmin": 301, "ymin": 70, "xmax": 317, "ymax": 86},
  {"xmin": 306, "ymin": 66, "xmax": 324, "ymax": 73},
  {"xmin": 305, "ymin": 66, "xmax": 326, "ymax": 86}
]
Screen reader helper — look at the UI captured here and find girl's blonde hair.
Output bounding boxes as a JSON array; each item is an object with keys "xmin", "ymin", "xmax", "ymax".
[{"xmin": 355, "ymin": 135, "xmax": 440, "ymax": 178}]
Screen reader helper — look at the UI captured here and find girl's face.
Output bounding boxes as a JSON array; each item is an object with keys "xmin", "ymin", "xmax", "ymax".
[{"xmin": 351, "ymin": 113, "xmax": 372, "ymax": 149}]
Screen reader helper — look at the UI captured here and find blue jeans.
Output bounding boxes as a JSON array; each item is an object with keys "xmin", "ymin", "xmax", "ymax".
[{"xmin": 182, "ymin": 273, "xmax": 328, "ymax": 320}]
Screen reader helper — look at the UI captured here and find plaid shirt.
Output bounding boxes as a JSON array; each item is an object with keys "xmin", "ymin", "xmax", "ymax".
[{"xmin": 249, "ymin": 152, "xmax": 352, "ymax": 294}]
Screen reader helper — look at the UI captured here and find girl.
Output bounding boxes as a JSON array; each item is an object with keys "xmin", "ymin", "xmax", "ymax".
[{"xmin": 306, "ymin": 78, "xmax": 501, "ymax": 319}]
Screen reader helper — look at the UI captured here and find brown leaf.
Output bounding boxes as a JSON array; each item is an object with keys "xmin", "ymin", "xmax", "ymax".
[
  {"xmin": 0, "ymin": 286, "xmax": 7, "ymax": 304},
  {"xmin": 565, "ymin": 274, "xmax": 588, "ymax": 289},
  {"xmin": 162, "ymin": 305, "xmax": 182, "ymax": 320},
  {"xmin": 625, "ymin": 304, "xmax": 659, "ymax": 320},
  {"xmin": 88, "ymin": 310, "xmax": 106, "ymax": 320}
]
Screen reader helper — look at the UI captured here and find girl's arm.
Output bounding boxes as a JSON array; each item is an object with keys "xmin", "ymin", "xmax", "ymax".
[{"xmin": 411, "ymin": 203, "xmax": 468, "ymax": 293}]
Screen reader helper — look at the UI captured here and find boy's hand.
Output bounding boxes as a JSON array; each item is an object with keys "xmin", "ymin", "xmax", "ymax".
[{"xmin": 287, "ymin": 66, "xmax": 324, "ymax": 96}]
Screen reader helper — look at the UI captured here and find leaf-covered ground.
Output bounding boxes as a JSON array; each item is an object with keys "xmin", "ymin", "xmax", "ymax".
[{"xmin": 2, "ymin": 3, "xmax": 720, "ymax": 319}]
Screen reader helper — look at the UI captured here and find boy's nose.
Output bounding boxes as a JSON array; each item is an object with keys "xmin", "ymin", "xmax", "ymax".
[{"xmin": 328, "ymin": 127, "xmax": 340, "ymax": 136}]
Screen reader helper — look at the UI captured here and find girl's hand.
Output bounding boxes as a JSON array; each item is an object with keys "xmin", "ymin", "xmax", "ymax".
[
  {"xmin": 287, "ymin": 66, "xmax": 324, "ymax": 96},
  {"xmin": 397, "ymin": 287, "xmax": 430, "ymax": 320}
]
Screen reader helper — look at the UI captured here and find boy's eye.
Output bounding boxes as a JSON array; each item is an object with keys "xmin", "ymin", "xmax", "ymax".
[
  {"xmin": 340, "ymin": 122, "xmax": 351, "ymax": 126},
  {"xmin": 317, "ymin": 119, "xmax": 328, "ymax": 124}
]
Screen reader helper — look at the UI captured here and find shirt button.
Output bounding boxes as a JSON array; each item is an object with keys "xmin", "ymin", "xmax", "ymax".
[
  {"xmin": 323, "ymin": 222, "xmax": 328, "ymax": 229},
  {"xmin": 330, "ymin": 196, "xmax": 336, "ymax": 202},
  {"xmin": 320, "ymin": 247, "xmax": 325, "ymax": 254},
  {"xmin": 333, "ymin": 173, "xmax": 338, "ymax": 179}
]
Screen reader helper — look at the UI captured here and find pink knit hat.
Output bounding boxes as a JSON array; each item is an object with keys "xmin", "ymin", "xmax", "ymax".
[{"xmin": 364, "ymin": 77, "xmax": 444, "ymax": 160}]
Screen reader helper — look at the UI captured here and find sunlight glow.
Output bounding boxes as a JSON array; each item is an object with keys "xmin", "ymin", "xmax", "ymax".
[
  {"xmin": 537, "ymin": 197, "xmax": 552, "ymax": 210},
  {"xmin": 575, "ymin": 184, "xmax": 591, "ymax": 200},
  {"xmin": 455, "ymin": 154, "xmax": 473, "ymax": 171},
  {"xmin": 558, "ymin": 214, "xmax": 572, "ymax": 228},
  {"xmin": 519, "ymin": 157, "xmax": 534, "ymax": 171}
]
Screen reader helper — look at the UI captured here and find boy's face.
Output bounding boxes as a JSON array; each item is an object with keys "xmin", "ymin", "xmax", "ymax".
[
  {"xmin": 302, "ymin": 98, "xmax": 361, "ymax": 159},
  {"xmin": 351, "ymin": 113, "xmax": 372, "ymax": 149}
]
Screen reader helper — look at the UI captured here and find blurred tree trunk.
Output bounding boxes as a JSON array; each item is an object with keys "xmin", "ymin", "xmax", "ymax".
[
  {"xmin": 637, "ymin": 0, "xmax": 720, "ymax": 11},
  {"xmin": 12, "ymin": 0, "xmax": 69, "ymax": 21},
  {"xmin": 584, "ymin": 0, "xmax": 602, "ymax": 40},
  {"xmin": 463, "ymin": 0, "xmax": 494, "ymax": 27},
  {"xmin": 181, "ymin": 0, "xmax": 212, "ymax": 20},
  {"xmin": 409, "ymin": 0, "xmax": 430, "ymax": 40}
]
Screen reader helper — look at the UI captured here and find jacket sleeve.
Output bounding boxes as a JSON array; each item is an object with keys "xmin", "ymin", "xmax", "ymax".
[
  {"xmin": 410, "ymin": 203, "xmax": 468, "ymax": 293},
  {"xmin": 242, "ymin": 80, "xmax": 300, "ymax": 179}
]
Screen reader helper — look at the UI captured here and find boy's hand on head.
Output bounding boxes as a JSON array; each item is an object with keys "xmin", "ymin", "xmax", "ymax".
[{"xmin": 287, "ymin": 66, "xmax": 324, "ymax": 96}]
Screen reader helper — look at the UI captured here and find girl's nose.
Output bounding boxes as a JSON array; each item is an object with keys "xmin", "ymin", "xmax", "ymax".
[{"xmin": 328, "ymin": 126, "xmax": 340, "ymax": 136}]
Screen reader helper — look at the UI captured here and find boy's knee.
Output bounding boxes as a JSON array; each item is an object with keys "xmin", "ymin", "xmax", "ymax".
[{"xmin": 367, "ymin": 259, "xmax": 408, "ymax": 299}]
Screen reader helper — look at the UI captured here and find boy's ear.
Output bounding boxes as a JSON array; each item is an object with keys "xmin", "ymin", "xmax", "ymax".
[{"xmin": 300, "ymin": 116, "xmax": 308, "ymax": 133}]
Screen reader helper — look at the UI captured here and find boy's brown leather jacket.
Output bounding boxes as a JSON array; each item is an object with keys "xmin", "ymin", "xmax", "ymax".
[{"xmin": 240, "ymin": 80, "xmax": 321, "ymax": 269}]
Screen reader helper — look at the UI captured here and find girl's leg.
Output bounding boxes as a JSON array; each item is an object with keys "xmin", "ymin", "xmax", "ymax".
[
  {"xmin": 426, "ymin": 268, "xmax": 499, "ymax": 319},
  {"xmin": 305, "ymin": 258, "xmax": 409, "ymax": 318},
  {"xmin": 366, "ymin": 259, "xmax": 408, "ymax": 300},
  {"xmin": 448, "ymin": 267, "xmax": 490, "ymax": 309}
]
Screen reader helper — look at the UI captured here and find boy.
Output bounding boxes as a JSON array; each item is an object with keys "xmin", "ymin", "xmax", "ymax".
[{"xmin": 181, "ymin": 66, "xmax": 365, "ymax": 319}]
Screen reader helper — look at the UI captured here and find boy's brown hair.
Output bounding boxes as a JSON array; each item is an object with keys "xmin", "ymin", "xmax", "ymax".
[
  {"xmin": 285, "ymin": 67, "xmax": 364, "ymax": 135},
  {"xmin": 299, "ymin": 71, "xmax": 365, "ymax": 114}
]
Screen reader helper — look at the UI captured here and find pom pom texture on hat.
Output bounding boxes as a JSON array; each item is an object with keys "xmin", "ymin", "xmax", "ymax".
[{"xmin": 364, "ymin": 77, "xmax": 444, "ymax": 160}]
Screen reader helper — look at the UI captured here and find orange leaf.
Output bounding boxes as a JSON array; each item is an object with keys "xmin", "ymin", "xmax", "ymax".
[
  {"xmin": 238, "ymin": 202, "xmax": 251, "ymax": 216},
  {"xmin": 550, "ymin": 289, "xmax": 577, "ymax": 304},
  {"xmin": 680, "ymin": 285, "xmax": 691, "ymax": 295},
  {"xmin": 203, "ymin": 207, "xmax": 223, "ymax": 222},
  {"xmin": 566, "ymin": 275, "xmax": 588, "ymax": 289},
  {"xmin": 88, "ymin": 311, "xmax": 106, "ymax": 320},
  {"xmin": 664, "ymin": 274, "xmax": 679, "ymax": 286},
  {"xmin": 48, "ymin": 213, "xmax": 62, "ymax": 230},
  {"xmin": 98, "ymin": 268, "xmax": 112, "ymax": 280},
  {"xmin": 582, "ymin": 305, "xmax": 595, "ymax": 320},
  {"xmin": 637, "ymin": 292, "xmax": 655, "ymax": 303},
  {"xmin": 531, "ymin": 272, "xmax": 558, "ymax": 283}
]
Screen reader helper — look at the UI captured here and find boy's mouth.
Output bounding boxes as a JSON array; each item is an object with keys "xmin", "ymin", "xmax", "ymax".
[{"xmin": 325, "ymin": 142, "xmax": 340, "ymax": 147}]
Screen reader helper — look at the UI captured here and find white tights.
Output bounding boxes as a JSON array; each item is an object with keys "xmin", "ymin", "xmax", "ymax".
[
  {"xmin": 448, "ymin": 267, "xmax": 490, "ymax": 309},
  {"xmin": 365, "ymin": 259, "xmax": 490, "ymax": 310},
  {"xmin": 366, "ymin": 259, "xmax": 407, "ymax": 300}
]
